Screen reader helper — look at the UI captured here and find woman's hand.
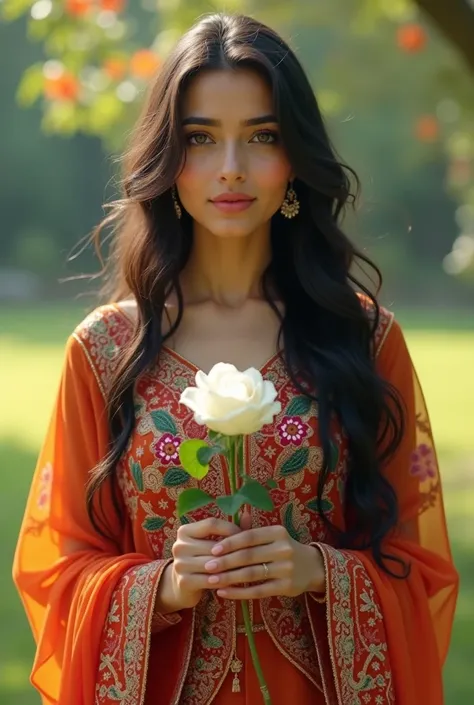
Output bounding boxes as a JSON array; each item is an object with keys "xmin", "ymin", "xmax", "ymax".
[
  {"xmin": 203, "ymin": 518, "xmax": 326, "ymax": 600},
  {"xmin": 156, "ymin": 517, "xmax": 242, "ymax": 613}
]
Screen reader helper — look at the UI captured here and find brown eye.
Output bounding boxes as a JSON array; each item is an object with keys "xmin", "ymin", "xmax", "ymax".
[
  {"xmin": 251, "ymin": 130, "xmax": 278, "ymax": 144},
  {"xmin": 188, "ymin": 133, "xmax": 212, "ymax": 145}
]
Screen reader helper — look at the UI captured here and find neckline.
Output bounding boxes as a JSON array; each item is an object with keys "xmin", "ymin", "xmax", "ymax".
[{"xmin": 111, "ymin": 302, "xmax": 283, "ymax": 375}]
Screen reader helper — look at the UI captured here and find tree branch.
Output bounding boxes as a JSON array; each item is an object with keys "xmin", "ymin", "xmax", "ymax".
[{"xmin": 414, "ymin": 0, "xmax": 474, "ymax": 76}]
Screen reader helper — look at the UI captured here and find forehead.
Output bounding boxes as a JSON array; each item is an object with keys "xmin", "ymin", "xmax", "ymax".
[{"xmin": 181, "ymin": 68, "xmax": 274, "ymax": 119}]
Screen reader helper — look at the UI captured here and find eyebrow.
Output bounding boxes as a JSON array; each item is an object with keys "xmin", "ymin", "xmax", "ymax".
[{"xmin": 182, "ymin": 114, "xmax": 278, "ymax": 127}]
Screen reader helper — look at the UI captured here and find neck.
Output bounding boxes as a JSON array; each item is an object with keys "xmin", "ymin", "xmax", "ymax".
[{"xmin": 179, "ymin": 222, "xmax": 272, "ymax": 308}]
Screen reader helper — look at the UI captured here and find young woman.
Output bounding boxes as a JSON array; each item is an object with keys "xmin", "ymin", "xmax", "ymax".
[{"xmin": 14, "ymin": 13, "xmax": 458, "ymax": 705}]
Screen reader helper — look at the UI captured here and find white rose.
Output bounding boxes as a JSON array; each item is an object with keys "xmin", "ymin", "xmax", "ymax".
[{"xmin": 179, "ymin": 363, "xmax": 281, "ymax": 436}]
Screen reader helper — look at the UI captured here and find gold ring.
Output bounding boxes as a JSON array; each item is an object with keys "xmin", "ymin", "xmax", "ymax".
[{"xmin": 262, "ymin": 562, "xmax": 269, "ymax": 580}]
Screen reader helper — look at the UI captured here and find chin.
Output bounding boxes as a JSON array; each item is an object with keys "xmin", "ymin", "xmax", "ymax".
[{"xmin": 205, "ymin": 219, "xmax": 259, "ymax": 239}]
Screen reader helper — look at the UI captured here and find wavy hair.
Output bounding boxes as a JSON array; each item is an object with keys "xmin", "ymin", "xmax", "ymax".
[{"xmin": 86, "ymin": 13, "xmax": 407, "ymax": 577}]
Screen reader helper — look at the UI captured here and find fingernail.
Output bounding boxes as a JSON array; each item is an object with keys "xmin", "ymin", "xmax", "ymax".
[
  {"xmin": 208, "ymin": 575, "xmax": 220, "ymax": 584},
  {"xmin": 212, "ymin": 544, "xmax": 223, "ymax": 555},
  {"xmin": 205, "ymin": 560, "xmax": 218, "ymax": 570}
]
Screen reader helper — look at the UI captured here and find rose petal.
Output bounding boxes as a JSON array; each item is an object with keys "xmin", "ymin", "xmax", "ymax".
[
  {"xmin": 179, "ymin": 387, "xmax": 207, "ymax": 413},
  {"xmin": 195, "ymin": 370, "xmax": 210, "ymax": 390}
]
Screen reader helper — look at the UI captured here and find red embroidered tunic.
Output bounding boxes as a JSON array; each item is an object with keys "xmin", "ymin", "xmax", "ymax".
[{"xmin": 13, "ymin": 303, "xmax": 458, "ymax": 705}]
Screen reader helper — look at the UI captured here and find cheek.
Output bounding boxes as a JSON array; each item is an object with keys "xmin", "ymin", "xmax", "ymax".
[
  {"xmin": 175, "ymin": 160, "xmax": 203, "ymax": 193},
  {"xmin": 254, "ymin": 153, "xmax": 291, "ymax": 191}
]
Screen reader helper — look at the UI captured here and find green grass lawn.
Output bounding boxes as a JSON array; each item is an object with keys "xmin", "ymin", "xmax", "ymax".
[{"xmin": 0, "ymin": 304, "xmax": 473, "ymax": 704}]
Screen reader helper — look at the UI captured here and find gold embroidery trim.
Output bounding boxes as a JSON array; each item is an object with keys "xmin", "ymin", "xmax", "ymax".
[
  {"xmin": 141, "ymin": 560, "xmax": 173, "ymax": 705},
  {"xmin": 236, "ymin": 622, "xmax": 266, "ymax": 633},
  {"xmin": 315, "ymin": 544, "xmax": 343, "ymax": 705},
  {"xmin": 304, "ymin": 592, "xmax": 333, "ymax": 705},
  {"xmin": 205, "ymin": 600, "xmax": 237, "ymax": 705},
  {"xmin": 171, "ymin": 607, "xmax": 196, "ymax": 705},
  {"xmin": 375, "ymin": 310, "xmax": 395, "ymax": 358},
  {"xmin": 261, "ymin": 602, "xmax": 323, "ymax": 693},
  {"xmin": 72, "ymin": 332, "xmax": 107, "ymax": 400}
]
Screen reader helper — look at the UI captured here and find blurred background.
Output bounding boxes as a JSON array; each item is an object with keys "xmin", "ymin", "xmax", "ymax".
[{"xmin": 0, "ymin": 0, "xmax": 472, "ymax": 703}]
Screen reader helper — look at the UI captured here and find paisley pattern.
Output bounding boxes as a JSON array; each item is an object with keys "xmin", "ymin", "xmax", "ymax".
[
  {"xmin": 95, "ymin": 561, "xmax": 171, "ymax": 705},
  {"xmin": 73, "ymin": 301, "xmax": 396, "ymax": 705},
  {"xmin": 316, "ymin": 544, "xmax": 395, "ymax": 705}
]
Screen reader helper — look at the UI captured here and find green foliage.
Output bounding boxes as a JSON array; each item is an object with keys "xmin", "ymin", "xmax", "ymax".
[
  {"xmin": 179, "ymin": 439, "xmax": 211, "ymax": 480},
  {"xmin": 177, "ymin": 487, "xmax": 214, "ymax": 516}
]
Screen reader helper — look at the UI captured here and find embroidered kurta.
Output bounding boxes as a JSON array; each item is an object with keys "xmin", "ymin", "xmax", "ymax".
[{"xmin": 13, "ymin": 302, "xmax": 458, "ymax": 705}]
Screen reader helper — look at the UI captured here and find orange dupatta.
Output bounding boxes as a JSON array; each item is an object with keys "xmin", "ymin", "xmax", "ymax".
[
  {"xmin": 12, "ymin": 333, "xmax": 181, "ymax": 704},
  {"xmin": 305, "ymin": 319, "xmax": 459, "ymax": 704}
]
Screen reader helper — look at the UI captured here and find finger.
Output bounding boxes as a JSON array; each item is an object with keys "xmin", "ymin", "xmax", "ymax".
[
  {"xmin": 180, "ymin": 517, "xmax": 241, "ymax": 540},
  {"xmin": 239, "ymin": 510, "xmax": 252, "ymax": 531},
  {"xmin": 173, "ymin": 538, "xmax": 220, "ymax": 558},
  {"xmin": 174, "ymin": 556, "xmax": 221, "ymax": 575},
  {"xmin": 211, "ymin": 525, "xmax": 282, "ymax": 557},
  {"xmin": 204, "ymin": 545, "xmax": 275, "ymax": 573},
  {"xmin": 216, "ymin": 580, "xmax": 286, "ymax": 600},
  {"xmin": 207, "ymin": 562, "xmax": 274, "ymax": 587}
]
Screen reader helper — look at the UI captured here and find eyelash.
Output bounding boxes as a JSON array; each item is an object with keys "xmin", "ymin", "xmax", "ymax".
[{"xmin": 186, "ymin": 130, "xmax": 279, "ymax": 146}]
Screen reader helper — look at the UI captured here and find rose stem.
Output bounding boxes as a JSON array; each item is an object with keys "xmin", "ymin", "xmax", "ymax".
[{"xmin": 227, "ymin": 436, "xmax": 272, "ymax": 705}]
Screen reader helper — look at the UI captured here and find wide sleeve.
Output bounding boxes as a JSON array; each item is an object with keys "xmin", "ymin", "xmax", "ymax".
[
  {"xmin": 12, "ymin": 332, "xmax": 180, "ymax": 705},
  {"xmin": 306, "ymin": 318, "xmax": 459, "ymax": 705}
]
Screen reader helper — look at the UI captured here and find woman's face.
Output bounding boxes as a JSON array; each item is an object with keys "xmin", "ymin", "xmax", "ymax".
[{"xmin": 175, "ymin": 68, "xmax": 292, "ymax": 239}]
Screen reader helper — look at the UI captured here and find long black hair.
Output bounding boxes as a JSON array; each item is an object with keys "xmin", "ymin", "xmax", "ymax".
[{"xmin": 87, "ymin": 12, "xmax": 407, "ymax": 577}]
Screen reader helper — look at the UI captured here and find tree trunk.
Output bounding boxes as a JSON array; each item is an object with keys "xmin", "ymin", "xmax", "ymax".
[{"xmin": 415, "ymin": 0, "xmax": 474, "ymax": 76}]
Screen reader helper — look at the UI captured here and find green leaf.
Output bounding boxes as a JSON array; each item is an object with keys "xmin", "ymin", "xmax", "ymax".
[
  {"xmin": 240, "ymin": 478, "xmax": 274, "ymax": 511},
  {"xmin": 163, "ymin": 468, "xmax": 190, "ymax": 487},
  {"xmin": 208, "ymin": 430, "xmax": 223, "ymax": 443},
  {"xmin": 129, "ymin": 459, "xmax": 144, "ymax": 492},
  {"xmin": 151, "ymin": 410, "xmax": 178, "ymax": 435},
  {"xmin": 197, "ymin": 445, "xmax": 222, "ymax": 465},
  {"xmin": 142, "ymin": 516, "xmax": 167, "ymax": 532},
  {"xmin": 285, "ymin": 395, "xmax": 312, "ymax": 417},
  {"xmin": 329, "ymin": 441, "xmax": 339, "ymax": 471},
  {"xmin": 283, "ymin": 504, "xmax": 300, "ymax": 541},
  {"xmin": 177, "ymin": 488, "xmax": 214, "ymax": 517},
  {"xmin": 266, "ymin": 478, "xmax": 278, "ymax": 489},
  {"xmin": 16, "ymin": 64, "xmax": 44, "ymax": 107},
  {"xmin": 280, "ymin": 448, "xmax": 309, "ymax": 477},
  {"xmin": 216, "ymin": 493, "xmax": 246, "ymax": 517},
  {"xmin": 179, "ymin": 440, "xmax": 211, "ymax": 479},
  {"xmin": 1, "ymin": 0, "xmax": 37, "ymax": 21},
  {"xmin": 306, "ymin": 497, "xmax": 334, "ymax": 513}
]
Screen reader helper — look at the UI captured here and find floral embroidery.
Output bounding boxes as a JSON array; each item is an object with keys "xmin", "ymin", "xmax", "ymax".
[
  {"xmin": 410, "ymin": 443, "xmax": 437, "ymax": 481},
  {"xmin": 316, "ymin": 544, "xmax": 395, "ymax": 705},
  {"xmin": 74, "ymin": 303, "xmax": 396, "ymax": 705},
  {"xmin": 37, "ymin": 461, "xmax": 53, "ymax": 511},
  {"xmin": 95, "ymin": 562, "xmax": 168, "ymax": 705},
  {"xmin": 277, "ymin": 416, "xmax": 309, "ymax": 446},
  {"xmin": 152, "ymin": 433, "xmax": 181, "ymax": 464}
]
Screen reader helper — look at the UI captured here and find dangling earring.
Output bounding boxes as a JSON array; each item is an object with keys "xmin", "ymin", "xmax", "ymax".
[
  {"xmin": 172, "ymin": 185, "xmax": 182, "ymax": 219},
  {"xmin": 280, "ymin": 181, "xmax": 300, "ymax": 219}
]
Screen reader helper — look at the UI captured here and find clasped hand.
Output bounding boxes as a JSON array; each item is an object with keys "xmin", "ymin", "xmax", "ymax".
[{"xmin": 171, "ymin": 514, "xmax": 325, "ymax": 607}]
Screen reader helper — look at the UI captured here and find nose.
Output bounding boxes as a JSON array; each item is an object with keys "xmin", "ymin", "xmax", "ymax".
[{"xmin": 218, "ymin": 140, "xmax": 246, "ymax": 183}]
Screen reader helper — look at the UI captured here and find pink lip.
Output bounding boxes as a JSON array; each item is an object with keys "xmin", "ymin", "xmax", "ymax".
[{"xmin": 210, "ymin": 192, "xmax": 256, "ymax": 213}]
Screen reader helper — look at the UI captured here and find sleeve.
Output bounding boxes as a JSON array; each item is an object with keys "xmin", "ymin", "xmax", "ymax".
[
  {"xmin": 12, "ymin": 333, "xmax": 181, "ymax": 705},
  {"xmin": 306, "ymin": 318, "xmax": 459, "ymax": 705}
]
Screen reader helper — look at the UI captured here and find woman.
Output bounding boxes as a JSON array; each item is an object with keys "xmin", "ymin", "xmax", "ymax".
[{"xmin": 14, "ymin": 12, "xmax": 458, "ymax": 705}]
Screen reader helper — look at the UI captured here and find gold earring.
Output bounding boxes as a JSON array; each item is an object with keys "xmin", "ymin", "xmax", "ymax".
[
  {"xmin": 280, "ymin": 182, "xmax": 300, "ymax": 219},
  {"xmin": 172, "ymin": 186, "xmax": 182, "ymax": 219}
]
